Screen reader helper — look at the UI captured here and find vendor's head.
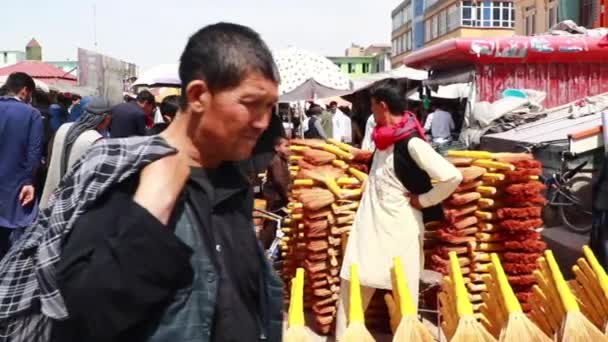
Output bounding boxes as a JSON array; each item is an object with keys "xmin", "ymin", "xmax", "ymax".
[
  {"xmin": 369, "ymin": 78, "xmax": 406, "ymax": 127},
  {"xmin": 176, "ymin": 22, "xmax": 279, "ymax": 164},
  {"xmin": 136, "ymin": 90, "xmax": 156, "ymax": 116},
  {"xmin": 5, "ymin": 72, "xmax": 35, "ymax": 103}
]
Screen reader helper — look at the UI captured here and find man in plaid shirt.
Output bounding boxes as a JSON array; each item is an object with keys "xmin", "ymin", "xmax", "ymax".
[{"xmin": 0, "ymin": 23, "xmax": 283, "ymax": 342}]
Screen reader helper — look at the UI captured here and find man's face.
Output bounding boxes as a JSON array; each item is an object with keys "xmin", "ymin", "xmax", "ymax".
[
  {"xmin": 329, "ymin": 104, "xmax": 337, "ymax": 114},
  {"xmin": 193, "ymin": 71, "xmax": 279, "ymax": 161},
  {"xmin": 18, "ymin": 88, "xmax": 33, "ymax": 103},
  {"xmin": 371, "ymin": 97, "xmax": 391, "ymax": 127},
  {"xmin": 275, "ymin": 139, "xmax": 290, "ymax": 158},
  {"xmin": 142, "ymin": 102, "xmax": 156, "ymax": 116}
]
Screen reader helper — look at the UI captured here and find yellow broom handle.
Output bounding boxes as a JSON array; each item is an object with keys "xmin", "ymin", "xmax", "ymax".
[
  {"xmin": 490, "ymin": 253, "xmax": 522, "ymax": 313},
  {"xmin": 288, "ymin": 268, "xmax": 305, "ymax": 326},
  {"xmin": 583, "ymin": 245, "xmax": 608, "ymax": 294},
  {"xmin": 449, "ymin": 252, "xmax": 474, "ymax": 316},
  {"xmin": 545, "ymin": 250, "xmax": 580, "ymax": 312},
  {"xmin": 394, "ymin": 257, "xmax": 416, "ymax": 315},
  {"xmin": 349, "ymin": 264, "xmax": 365, "ymax": 323},
  {"xmin": 348, "ymin": 167, "xmax": 368, "ymax": 183}
]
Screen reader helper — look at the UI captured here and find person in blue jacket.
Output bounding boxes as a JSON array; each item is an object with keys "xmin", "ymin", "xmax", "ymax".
[{"xmin": 0, "ymin": 72, "xmax": 43, "ymax": 257}]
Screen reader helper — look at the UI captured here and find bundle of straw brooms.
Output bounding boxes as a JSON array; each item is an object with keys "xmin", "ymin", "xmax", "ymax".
[
  {"xmin": 281, "ymin": 138, "xmax": 372, "ymax": 335},
  {"xmin": 443, "ymin": 244, "xmax": 608, "ymax": 342},
  {"xmin": 428, "ymin": 151, "xmax": 547, "ymax": 325}
]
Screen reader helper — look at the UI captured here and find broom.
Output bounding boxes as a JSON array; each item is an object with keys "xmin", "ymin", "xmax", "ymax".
[
  {"xmin": 339, "ymin": 264, "xmax": 375, "ymax": 342},
  {"xmin": 544, "ymin": 250, "xmax": 608, "ymax": 341},
  {"xmin": 489, "ymin": 253, "xmax": 551, "ymax": 342},
  {"xmin": 388, "ymin": 257, "xmax": 434, "ymax": 342},
  {"xmin": 284, "ymin": 268, "xmax": 313, "ymax": 342},
  {"xmin": 448, "ymin": 251, "xmax": 497, "ymax": 342},
  {"xmin": 298, "ymin": 165, "xmax": 345, "ymax": 199}
]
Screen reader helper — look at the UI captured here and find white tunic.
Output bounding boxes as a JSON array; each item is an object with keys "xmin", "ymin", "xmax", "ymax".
[
  {"xmin": 40, "ymin": 123, "xmax": 102, "ymax": 209},
  {"xmin": 340, "ymin": 137, "xmax": 462, "ymax": 291}
]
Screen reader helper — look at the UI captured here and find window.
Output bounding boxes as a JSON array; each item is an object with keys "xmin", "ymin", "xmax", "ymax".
[
  {"xmin": 404, "ymin": 4, "xmax": 412, "ymax": 24},
  {"xmin": 392, "ymin": 39, "xmax": 397, "ymax": 54},
  {"xmin": 3, "ymin": 53, "xmax": 7, "ymax": 64},
  {"xmin": 524, "ymin": 5, "xmax": 536, "ymax": 35},
  {"xmin": 425, "ymin": 20, "xmax": 431, "ymax": 42},
  {"xmin": 363, "ymin": 63, "xmax": 370, "ymax": 73},
  {"xmin": 462, "ymin": 1, "xmax": 474, "ymax": 26},
  {"xmin": 348, "ymin": 63, "xmax": 356, "ymax": 73},
  {"xmin": 447, "ymin": 4, "xmax": 460, "ymax": 31},
  {"xmin": 406, "ymin": 30, "xmax": 413, "ymax": 51},
  {"xmin": 461, "ymin": 1, "xmax": 514, "ymax": 28},
  {"xmin": 438, "ymin": 10, "xmax": 447, "ymax": 36},
  {"xmin": 431, "ymin": 15, "xmax": 438, "ymax": 39},
  {"xmin": 547, "ymin": 1, "xmax": 558, "ymax": 28}
]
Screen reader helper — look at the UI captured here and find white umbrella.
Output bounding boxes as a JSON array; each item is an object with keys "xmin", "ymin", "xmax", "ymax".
[
  {"xmin": 274, "ymin": 47, "xmax": 352, "ymax": 101},
  {"xmin": 132, "ymin": 64, "xmax": 180, "ymax": 87},
  {"xmin": 0, "ymin": 75, "xmax": 50, "ymax": 93},
  {"xmin": 408, "ymin": 83, "xmax": 471, "ymax": 100}
]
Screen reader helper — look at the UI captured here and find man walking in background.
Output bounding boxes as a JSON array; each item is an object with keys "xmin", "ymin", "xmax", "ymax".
[
  {"xmin": 0, "ymin": 72, "xmax": 43, "ymax": 257},
  {"xmin": 110, "ymin": 90, "xmax": 156, "ymax": 137},
  {"xmin": 329, "ymin": 101, "xmax": 352, "ymax": 143}
]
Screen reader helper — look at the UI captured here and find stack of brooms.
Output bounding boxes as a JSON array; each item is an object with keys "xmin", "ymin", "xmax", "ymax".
[
  {"xmin": 281, "ymin": 138, "xmax": 372, "ymax": 335},
  {"xmin": 430, "ymin": 151, "xmax": 547, "ymax": 334}
]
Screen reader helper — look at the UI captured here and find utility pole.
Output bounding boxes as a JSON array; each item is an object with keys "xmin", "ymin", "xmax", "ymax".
[{"xmin": 93, "ymin": 4, "xmax": 98, "ymax": 48}]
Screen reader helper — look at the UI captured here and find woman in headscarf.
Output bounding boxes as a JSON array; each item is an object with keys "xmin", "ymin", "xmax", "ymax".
[{"xmin": 40, "ymin": 96, "xmax": 113, "ymax": 209}]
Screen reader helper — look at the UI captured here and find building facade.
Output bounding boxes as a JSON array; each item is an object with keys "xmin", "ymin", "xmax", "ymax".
[
  {"xmin": 391, "ymin": 0, "xmax": 516, "ymax": 67},
  {"xmin": 0, "ymin": 51, "xmax": 25, "ymax": 68},
  {"xmin": 514, "ymin": 0, "xmax": 604, "ymax": 36},
  {"xmin": 328, "ymin": 44, "xmax": 392, "ymax": 78}
]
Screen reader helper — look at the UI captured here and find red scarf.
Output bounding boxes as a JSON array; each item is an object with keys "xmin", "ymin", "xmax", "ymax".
[{"xmin": 372, "ymin": 111, "xmax": 427, "ymax": 150}]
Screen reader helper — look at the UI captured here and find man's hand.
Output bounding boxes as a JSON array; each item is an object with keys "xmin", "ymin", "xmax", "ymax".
[
  {"xmin": 134, "ymin": 153, "xmax": 190, "ymax": 225},
  {"xmin": 408, "ymin": 194, "xmax": 423, "ymax": 211},
  {"xmin": 19, "ymin": 185, "xmax": 35, "ymax": 207}
]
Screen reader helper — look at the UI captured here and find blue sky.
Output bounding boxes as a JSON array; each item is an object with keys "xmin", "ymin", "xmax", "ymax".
[{"xmin": 2, "ymin": 0, "xmax": 399, "ymax": 69}]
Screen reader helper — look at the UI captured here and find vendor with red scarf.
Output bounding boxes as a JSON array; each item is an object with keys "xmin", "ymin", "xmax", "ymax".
[{"xmin": 336, "ymin": 79, "xmax": 462, "ymax": 338}]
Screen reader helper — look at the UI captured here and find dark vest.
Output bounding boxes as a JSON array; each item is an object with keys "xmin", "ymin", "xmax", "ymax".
[
  {"xmin": 392, "ymin": 135, "xmax": 445, "ymax": 223},
  {"xmin": 304, "ymin": 116, "xmax": 322, "ymax": 139}
]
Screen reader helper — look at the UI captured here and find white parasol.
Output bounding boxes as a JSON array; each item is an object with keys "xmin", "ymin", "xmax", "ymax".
[
  {"xmin": 274, "ymin": 47, "xmax": 352, "ymax": 101},
  {"xmin": 132, "ymin": 64, "xmax": 180, "ymax": 87}
]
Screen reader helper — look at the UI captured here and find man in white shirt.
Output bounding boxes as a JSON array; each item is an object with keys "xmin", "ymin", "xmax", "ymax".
[
  {"xmin": 424, "ymin": 106, "xmax": 455, "ymax": 144},
  {"xmin": 361, "ymin": 114, "xmax": 376, "ymax": 151},
  {"xmin": 329, "ymin": 101, "xmax": 352, "ymax": 143}
]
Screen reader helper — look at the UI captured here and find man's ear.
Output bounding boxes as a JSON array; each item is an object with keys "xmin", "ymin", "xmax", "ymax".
[{"xmin": 186, "ymin": 80, "xmax": 210, "ymax": 114}]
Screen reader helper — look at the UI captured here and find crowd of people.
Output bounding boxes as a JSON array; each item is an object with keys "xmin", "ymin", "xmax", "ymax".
[{"xmin": 0, "ymin": 74, "xmax": 184, "ymax": 256}]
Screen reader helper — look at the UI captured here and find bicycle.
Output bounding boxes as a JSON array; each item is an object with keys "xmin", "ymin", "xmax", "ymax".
[{"xmin": 516, "ymin": 140, "xmax": 594, "ymax": 234}]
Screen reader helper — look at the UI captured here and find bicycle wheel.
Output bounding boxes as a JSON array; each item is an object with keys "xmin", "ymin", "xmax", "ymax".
[{"xmin": 557, "ymin": 176, "xmax": 593, "ymax": 234}]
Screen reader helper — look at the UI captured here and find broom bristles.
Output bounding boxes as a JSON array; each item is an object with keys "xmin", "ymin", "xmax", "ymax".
[
  {"xmin": 283, "ymin": 325, "xmax": 313, "ymax": 342},
  {"xmin": 499, "ymin": 312, "xmax": 551, "ymax": 342},
  {"xmin": 392, "ymin": 315, "xmax": 434, "ymax": 342},
  {"xmin": 559, "ymin": 312, "xmax": 608, "ymax": 342},
  {"xmin": 450, "ymin": 316, "xmax": 497, "ymax": 342},
  {"xmin": 340, "ymin": 321, "xmax": 376, "ymax": 342}
]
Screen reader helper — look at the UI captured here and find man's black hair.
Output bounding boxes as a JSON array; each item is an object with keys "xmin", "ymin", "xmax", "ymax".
[
  {"xmin": 329, "ymin": 101, "xmax": 338, "ymax": 107},
  {"xmin": 136, "ymin": 90, "xmax": 155, "ymax": 104},
  {"xmin": 273, "ymin": 134, "xmax": 287, "ymax": 147},
  {"xmin": 6, "ymin": 72, "xmax": 35, "ymax": 95},
  {"xmin": 369, "ymin": 78, "xmax": 406, "ymax": 115},
  {"xmin": 178, "ymin": 22, "xmax": 279, "ymax": 109},
  {"xmin": 160, "ymin": 95, "xmax": 180, "ymax": 117}
]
